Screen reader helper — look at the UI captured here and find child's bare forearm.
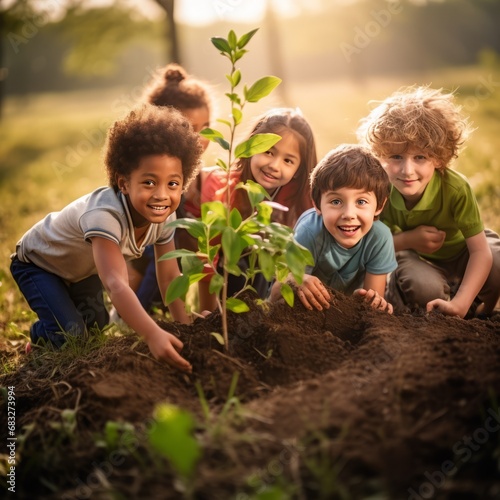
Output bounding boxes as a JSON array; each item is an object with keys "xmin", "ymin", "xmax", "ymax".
[{"xmin": 167, "ymin": 298, "xmax": 192, "ymax": 324}]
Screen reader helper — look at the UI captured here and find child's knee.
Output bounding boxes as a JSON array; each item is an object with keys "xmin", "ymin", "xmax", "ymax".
[{"xmin": 393, "ymin": 267, "xmax": 449, "ymax": 307}]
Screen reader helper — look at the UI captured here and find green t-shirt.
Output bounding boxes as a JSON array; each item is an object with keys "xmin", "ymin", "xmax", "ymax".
[{"xmin": 381, "ymin": 169, "xmax": 484, "ymax": 261}]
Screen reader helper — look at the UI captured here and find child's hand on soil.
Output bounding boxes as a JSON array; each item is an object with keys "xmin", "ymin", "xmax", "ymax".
[
  {"xmin": 354, "ymin": 288, "xmax": 393, "ymax": 314},
  {"xmin": 146, "ymin": 328, "xmax": 192, "ymax": 373},
  {"xmin": 426, "ymin": 298, "xmax": 468, "ymax": 318},
  {"xmin": 296, "ymin": 275, "xmax": 331, "ymax": 311}
]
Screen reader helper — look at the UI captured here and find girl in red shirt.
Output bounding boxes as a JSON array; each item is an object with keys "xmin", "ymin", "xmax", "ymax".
[{"xmin": 196, "ymin": 107, "xmax": 318, "ymax": 308}]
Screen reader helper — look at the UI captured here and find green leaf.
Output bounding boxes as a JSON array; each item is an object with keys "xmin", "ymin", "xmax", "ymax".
[
  {"xmin": 158, "ymin": 249, "xmax": 196, "ymax": 262},
  {"xmin": 276, "ymin": 266, "xmax": 290, "ymax": 283},
  {"xmin": 285, "ymin": 243, "xmax": 313, "ymax": 282},
  {"xmin": 221, "ymin": 226, "xmax": 238, "ymax": 262},
  {"xmin": 148, "ymin": 404, "xmax": 201, "ymax": 479},
  {"xmin": 216, "ymin": 158, "xmax": 229, "ymax": 171},
  {"xmin": 239, "ymin": 219, "xmax": 261, "ymax": 234},
  {"xmin": 209, "ymin": 273, "xmax": 224, "ymax": 295},
  {"xmin": 201, "ymin": 201, "xmax": 227, "ymax": 222},
  {"xmin": 232, "ymin": 69, "xmax": 242, "ymax": 87},
  {"xmin": 234, "ymin": 133, "xmax": 281, "ymax": 159},
  {"xmin": 237, "ymin": 28, "xmax": 259, "ymax": 49},
  {"xmin": 258, "ymin": 250, "xmax": 274, "ymax": 281},
  {"xmin": 210, "ymin": 332, "xmax": 225, "ymax": 345},
  {"xmin": 237, "ymin": 179, "xmax": 270, "ymax": 208},
  {"xmin": 180, "ymin": 254, "xmax": 204, "ymax": 274},
  {"xmin": 280, "ymin": 283, "xmax": 294, "ymax": 307},
  {"xmin": 200, "ymin": 127, "xmax": 224, "ymax": 140},
  {"xmin": 232, "ymin": 107, "xmax": 242, "ymax": 125},
  {"xmin": 256, "ymin": 201, "xmax": 273, "ymax": 224},
  {"xmin": 165, "ymin": 218, "xmax": 206, "ymax": 240},
  {"xmin": 200, "ymin": 128, "xmax": 230, "ymax": 150},
  {"xmin": 269, "ymin": 222, "xmax": 295, "ymax": 239},
  {"xmin": 233, "ymin": 49, "xmax": 248, "ymax": 62},
  {"xmin": 216, "ymin": 118, "xmax": 232, "ymax": 128},
  {"xmin": 222, "ymin": 226, "xmax": 247, "ymax": 267},
  {"xmin": 229, "ymin": 207, "xmax": 243, "ymax": 230},
  {"xmin": 225, "ymin": 262, "xmax": 242, "ymax": 276},
  {"xmin": 226, "ymin": 297, "xmax": 250, "ymax": 313},
  {"xmin": 211, "ymin": 36, "xmax": 231, "ymax": 54},
  {"xmin": 225, "ymin": 92, "xmax": 241, "ymax": 105},
  {"xmin": 187, "ymin": 273, "xmax": 208, "ymax": 286},
  {"xmin": 166, "ymin": 275, "xmax": 190, "ymax": 304},
  {"xmin": 200, "ymin": 128, "xmax": 230, "ymax": 151},
  {"xmin": 215, "ymin": 137, "xmax": 230, "ymax": 150},
  {"xmin": 228, "ymin": 30, "xmax": 237, "ymax": 50},
  {"xmin": 208, "ymin": 244, "xmax": 221, "ymax": 263},
  {"xmin": 244, "ymin": 76, "xmax": 282, "ymax": 103}
]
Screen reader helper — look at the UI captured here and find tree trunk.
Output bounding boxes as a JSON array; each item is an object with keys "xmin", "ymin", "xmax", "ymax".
[
  {"xmin": 264, "ymin": 0, "xmax": 289, "ymax": 106},
  {"xmin": 154, "ymin": 0, "xmax": 180, "ymax": 63},
  {"xmin": 0, "ymin": 10, "xmax": 5, "ymax": 119}
]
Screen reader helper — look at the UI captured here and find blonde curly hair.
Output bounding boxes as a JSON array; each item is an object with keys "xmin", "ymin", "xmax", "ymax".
[{"xmin": 357, "ymin": 86, "xmax": 473, "ymax": 170}]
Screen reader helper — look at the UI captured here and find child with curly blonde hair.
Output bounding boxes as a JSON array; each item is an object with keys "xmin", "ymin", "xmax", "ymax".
[
  {"xmin": 358, "ymin": 86, "xmax": 500, "ymax": 318},
  {"xmin": 11, "ymin": 104, "xmax": 202, "ymax": 371}
]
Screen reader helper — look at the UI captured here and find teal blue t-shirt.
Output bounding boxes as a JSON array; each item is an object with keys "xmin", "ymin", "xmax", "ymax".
[{"xmin": 294, "ymin": 208, "xmax": 397, "ymax": 294}]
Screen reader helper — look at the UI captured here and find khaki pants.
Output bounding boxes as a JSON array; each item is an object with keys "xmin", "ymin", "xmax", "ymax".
[{"xmin": 386, "ymin": 229, "xmax": 500, "ymax": 316}]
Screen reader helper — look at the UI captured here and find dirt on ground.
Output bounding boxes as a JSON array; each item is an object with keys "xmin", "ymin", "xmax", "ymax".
[{"xmin": 1, "ymin": 290, "xmax": 500, "ymax": 499}]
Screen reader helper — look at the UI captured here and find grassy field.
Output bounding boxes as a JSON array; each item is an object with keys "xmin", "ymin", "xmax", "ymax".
[{"xmin": 1, "ymin": 65, "xmax": 499, "ymax": 339}]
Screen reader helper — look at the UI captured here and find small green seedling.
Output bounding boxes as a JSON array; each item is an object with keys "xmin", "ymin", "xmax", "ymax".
[
  {"xmin": 95, "ymin": 420, "xmax": 137, "ymax": 454},
  {"xmin": 161, "ymin": 28, "xmax": 313, "ymax": 349},
  {"xmin": 148, "ymin": 403, "xmax": 201, "ymax": 491}
]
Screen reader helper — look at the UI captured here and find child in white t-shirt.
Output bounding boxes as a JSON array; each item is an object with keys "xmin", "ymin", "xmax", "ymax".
[{"xmin": 10, "ymin": 104, "xmax": 201, "ymax": 372}]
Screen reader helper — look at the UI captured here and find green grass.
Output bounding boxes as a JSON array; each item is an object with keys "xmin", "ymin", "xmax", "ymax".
[{"xmin": 1, "ymin": 66, "xmax": 499, "ymax": 345}]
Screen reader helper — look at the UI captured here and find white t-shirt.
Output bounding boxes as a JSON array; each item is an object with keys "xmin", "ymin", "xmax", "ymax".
[{"xmin": 15, "ymin": 187, "xmax": 175, "ymax": 282}]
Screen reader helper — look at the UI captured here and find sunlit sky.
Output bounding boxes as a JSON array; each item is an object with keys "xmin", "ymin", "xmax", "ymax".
[
  {"xmin": 129, "ymin": 0, "xmax": 322, "ymax": 24},
  {"xmin": 25, "ymin": 0, "xmax": 322, "ymax": 24},
  {"xmin": 175, "ymin": 0, "xmax": 310, "ymax": 25}
]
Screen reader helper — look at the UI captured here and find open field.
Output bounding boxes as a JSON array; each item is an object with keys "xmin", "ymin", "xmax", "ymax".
[
  {"xmin": 1, "ymin": 64, "xmax": 500, "ymax": 335},
  {"xmin": 2, "ymin": 66, "xmax": 500, "ymax": 334}
]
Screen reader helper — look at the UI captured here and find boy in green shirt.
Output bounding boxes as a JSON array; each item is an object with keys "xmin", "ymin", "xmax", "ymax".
[{"xmin": 358, "ymin": 86, "xmax": 500, "ymax": 318}]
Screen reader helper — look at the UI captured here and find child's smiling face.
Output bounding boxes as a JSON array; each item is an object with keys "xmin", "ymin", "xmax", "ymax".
[
  {"xmin": 249, "ymin": 130, "xmax": 301, "ymax": 195},
  {"xmin": 316, "ymin": 187, "xmax": 383, "ymax": 249},
  {"xmin": 117, "ymin": 154, "xmax": 183, "ymax": 227},
  {"xmin": 380, "ymin": 148, "xmax": 440, "ymax": 209}
]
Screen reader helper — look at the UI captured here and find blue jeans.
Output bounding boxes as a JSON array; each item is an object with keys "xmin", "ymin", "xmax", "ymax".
[
  {"xmin": 135, "ymin": 245, "xmax": 162, "ymax": 311},
  {"xmin": 10, "ymin": 257, "xmax": 109, "ymax": 348}
]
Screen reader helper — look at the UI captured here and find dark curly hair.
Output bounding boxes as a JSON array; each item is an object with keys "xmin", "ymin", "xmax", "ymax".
[
  {"xmin": 143, "ymin": 63, "xmax": 212, "ymax": 113},
  {"xmin": 105, "ymin": 103, "xmax": 202, "ymax": 192},
  {"xmin": 310, "ymin": 144, "xmax": 390, "ymax": 211}
]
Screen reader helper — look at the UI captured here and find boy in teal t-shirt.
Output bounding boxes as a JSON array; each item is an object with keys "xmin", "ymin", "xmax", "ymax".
[
  {"xmin": 270, "ymin": 144, "xmax": 397, "ymax": 314},
  {"xmin": 358, "ymin": 86, "xmax": 500, "ymax": 318}
]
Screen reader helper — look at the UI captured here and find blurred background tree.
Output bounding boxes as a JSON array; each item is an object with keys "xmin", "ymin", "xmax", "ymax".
[{"xmin": 2, "ymin": 0, "xmax": 499, "ymax": 104}]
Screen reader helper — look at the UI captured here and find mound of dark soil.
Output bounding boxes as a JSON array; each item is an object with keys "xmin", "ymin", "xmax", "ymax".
[{"xmin": 1, "ymin": 290, "xmax": 500, "ymax": 499}]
